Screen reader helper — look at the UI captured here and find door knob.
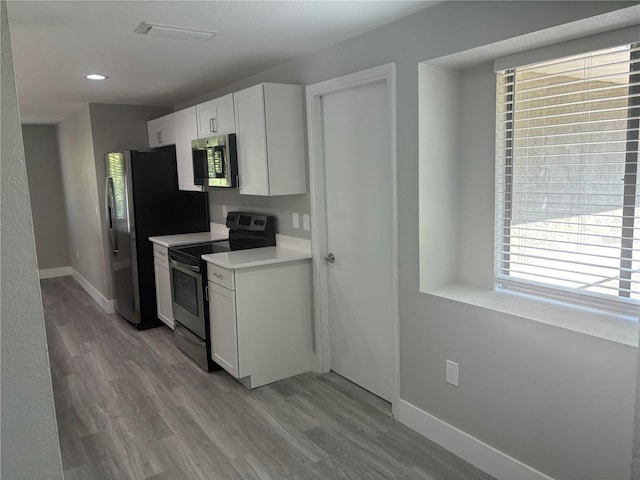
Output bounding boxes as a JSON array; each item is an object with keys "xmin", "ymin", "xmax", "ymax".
[{"xmin": 325, "ymin": 253, "xmax": 335, "ymax": 263}]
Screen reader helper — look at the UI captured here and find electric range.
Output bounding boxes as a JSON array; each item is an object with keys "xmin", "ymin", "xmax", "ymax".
[{"xmin": 167, "ymin": 212, "xmax": 276, "ymax": 371}]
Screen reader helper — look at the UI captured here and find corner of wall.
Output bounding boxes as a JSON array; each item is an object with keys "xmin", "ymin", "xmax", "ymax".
[
  {"xmin": 0, "ymin": 1, "xmax": 64, "ymax": 477},
  {"xmin": 418, "ymin": 63, "xmax": 461, "ymax": 293}
]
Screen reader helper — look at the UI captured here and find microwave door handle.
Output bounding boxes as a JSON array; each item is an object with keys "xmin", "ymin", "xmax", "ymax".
[{"xmin": 213, "ymin": 145, "xmax": 225, "ymax": 178}]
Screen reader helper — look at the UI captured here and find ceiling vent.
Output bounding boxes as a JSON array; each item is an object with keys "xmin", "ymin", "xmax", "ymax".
[{"xmin": 134, "ymin": 22, "xmax": 218, "ymax": 41}]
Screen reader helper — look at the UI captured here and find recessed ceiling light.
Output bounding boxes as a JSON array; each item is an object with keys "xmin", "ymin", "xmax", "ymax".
[
  {"xmin": 134, "ymin": 22, "xmax": 218, "ymax": 41},
  {"xmin": 85, "ymin": 74, "xmax": 108, "ymax": 80}
]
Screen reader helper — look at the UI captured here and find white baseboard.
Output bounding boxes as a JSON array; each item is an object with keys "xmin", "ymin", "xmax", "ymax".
[
  {"xmin": 398, "ymin": 399, "xmax": 554, "ymax": 480},
  {"xmin": 70, "ymin": 269, "xmax": 115, "ymax": 314},
  {"xmin": 38, "ymin": 266, "xmax": 72, "ymax": 279}
]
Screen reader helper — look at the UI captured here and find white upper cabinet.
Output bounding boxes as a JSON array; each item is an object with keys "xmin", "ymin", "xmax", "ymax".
[
  {"xmin": 233, "ymin": 83, "xmax": 306, "ymax": 196},
  {"xmin": 174, "ymin": 106, "xmax": 203, "ymax": 192},
  {"xmin": 147, "ymin": 113, "xmax": 175, "ymax": 148},
  {"xmin": 196, "ymin": 93, "xmax": 235, "ymax": 138}
]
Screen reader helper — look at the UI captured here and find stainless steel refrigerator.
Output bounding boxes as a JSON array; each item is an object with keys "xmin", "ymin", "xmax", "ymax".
[{"xmin": 105, "ymin": 150, "xmax": 209, "ymax": 329}]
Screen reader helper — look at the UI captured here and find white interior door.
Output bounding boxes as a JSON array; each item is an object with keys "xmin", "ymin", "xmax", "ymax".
[{"xmin": 320, "ymin": 78, "xmax": 394, "ymax": 402}]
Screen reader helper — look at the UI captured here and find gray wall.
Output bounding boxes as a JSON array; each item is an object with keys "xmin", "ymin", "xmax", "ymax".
[
  {"xmin": 178, "ymin": 2, "xmax": 639, "ymax": 479},
  {"xmin": 57, "ymin": 103, "xmax": 172, "ymax": 301},
  {"xmin": 22, "ymin": 125, "xmax": 70, "ymax": 270},
  {"xmin": 208, "ymin": 190, "xmax": 311, "ymax": 239},
  {"xmin": 0, "ymin": 1, "xmax": 64, "ymax": 478},
  {"xmin": 57, "ymin": 105, "xmax": 107, "ymax": 296}
]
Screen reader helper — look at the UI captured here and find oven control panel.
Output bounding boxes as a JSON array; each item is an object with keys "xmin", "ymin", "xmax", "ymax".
[{"xmin": 226, "ymin": 212, "xmax": 275, "ymax": 235}]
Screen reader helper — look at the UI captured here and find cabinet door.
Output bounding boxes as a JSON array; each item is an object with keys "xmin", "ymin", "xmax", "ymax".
[
  {"xmin": 174, "ymin": 107, "xmax": 203, "ymax": 192},
  {"xmin": 234, "ymin": 85, "xmax": 270, "ymax": 195},
  {"xmin": 148, "ymin": 113, "xmax": 175, "ymax": 148},
  {"xmin": 213, "ymin": 94, "xmax": 235, "ymax": 134},
  {"xmin": 209, "ymin": 282, "xmax": 239, "ymax": 378},
  {"xmin": 196, "ymin": 100, "xmax": 217, "ymax": 138},
  {"xmin": 196, "ymin": 94, "xmax": 235, "ymax": 138},
  {"xmin": 148, "ymin": 117, "xmax": 160, "ymax": 148},
  {"xmin": 154, "ymin": 258, "xmax": 174, "ymax": 329}
]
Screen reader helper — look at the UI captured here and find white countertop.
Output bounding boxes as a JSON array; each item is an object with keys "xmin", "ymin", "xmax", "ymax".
[
  {"xmin": 202, "ymin": 246, "xmax": 312, "ymax": 269},
  {"xmin": 149, "ymin": 231, "xmax": 227, "ymax": 247}
]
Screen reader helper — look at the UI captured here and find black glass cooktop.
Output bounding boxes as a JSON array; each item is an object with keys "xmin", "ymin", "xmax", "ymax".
[
  {"xmin": 175, "ymin": 240, "xmax": 232, "ymax": 258},
  {"xmin": 169, "ymin": 239, "xmax": 262, "ymax": 265},
  {"xmin": 169, "ymin": 212, "xmax": 277, "ymax": 266}
]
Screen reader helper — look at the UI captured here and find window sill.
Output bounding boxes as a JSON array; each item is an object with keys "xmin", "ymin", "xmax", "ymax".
[{"xmin": 425, "ymin": 284, "xmax": 639, "ymax": 347}]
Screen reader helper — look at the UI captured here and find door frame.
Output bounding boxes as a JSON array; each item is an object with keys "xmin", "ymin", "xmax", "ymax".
[{"xmin": 305, "ymin": 63, "xmax": 399, "ymax": 415}]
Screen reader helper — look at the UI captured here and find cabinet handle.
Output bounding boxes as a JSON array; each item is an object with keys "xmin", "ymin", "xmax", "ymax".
[
  {"xmin": 209, "ymin": 118, "xmax": 215, "ymax": 133},
  {"xmin": 212, "ymin": 117, "xmax": 218, "ymax": 132},
  {"xmin": 205, "ymin": 285, "xmax": 210, "ymax": 302},
  {"xmin": 159, "ymin": 251, "xmax": 166, "ymax": 257},
  {"xmin": 169, "ymin": 258, "xmax": 201, "ymax": 273},
  {"xmin": 213, "ymin": 273, "xmax": 223, "ymax": 279},
  {"xmin": 157, "ymin": 131, "xmax": 162, "ymax": 143}
]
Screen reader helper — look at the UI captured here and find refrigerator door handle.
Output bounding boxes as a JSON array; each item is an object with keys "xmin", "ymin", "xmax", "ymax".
[{"xmin": 106, "ymin": 177, "xmax": 118, "ymax": 255}]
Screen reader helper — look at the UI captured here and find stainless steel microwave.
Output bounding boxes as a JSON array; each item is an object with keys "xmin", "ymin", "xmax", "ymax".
[{"xmin": 192, "ymin": 134, "xmax": 238, "ymax": 188}]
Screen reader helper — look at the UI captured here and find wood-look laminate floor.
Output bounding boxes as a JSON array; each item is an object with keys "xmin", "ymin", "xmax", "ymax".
[{"xmin": 41, "ymin": 276, "xmax": 495, "ymax": 480}]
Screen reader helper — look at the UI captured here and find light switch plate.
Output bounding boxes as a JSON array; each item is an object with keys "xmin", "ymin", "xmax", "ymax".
[
  {"xmin": 303, "ymin": 214, "xmax": 310, "ymax": 231},
  {"xmin": 292, "ymin": 212, "xmax": 300, "ymax": 229}
]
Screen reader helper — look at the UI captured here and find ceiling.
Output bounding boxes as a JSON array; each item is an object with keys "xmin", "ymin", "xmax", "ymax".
[{"xmin": 7, "ymin": 0, "xmax": 437, "ymax": 124}]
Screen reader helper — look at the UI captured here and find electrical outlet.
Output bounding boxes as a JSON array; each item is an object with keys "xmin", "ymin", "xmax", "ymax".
[
  {"xmin": 446, "ymin": 360, "xmax": 459, "ymax": 386},
  {"xmin": 303, "ymin": 214, "xmax": 310, "ymax": 231},
  {"xmin": 292, "ymin": 212, "xmax": 300, "ymax": 229}
]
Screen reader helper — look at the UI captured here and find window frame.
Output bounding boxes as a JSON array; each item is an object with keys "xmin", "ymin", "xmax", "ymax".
[{"xmin": 495, "ymin": 42, "xmax": 640, "ymax": 316}]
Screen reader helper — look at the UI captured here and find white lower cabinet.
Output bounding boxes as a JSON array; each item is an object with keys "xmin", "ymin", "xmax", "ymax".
[
  {"xmin": 152, "ymin": 244, "xmax": 174, "ymax": 329},
  {"xmin": 207, "ymin": 260, "xmax": 312, "ymax": 388}
]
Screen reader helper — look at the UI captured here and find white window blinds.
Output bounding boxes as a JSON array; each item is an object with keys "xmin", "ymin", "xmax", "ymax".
[{"xmin": 495, "ymin": 42, "xmax": 639, "ymax": 314}]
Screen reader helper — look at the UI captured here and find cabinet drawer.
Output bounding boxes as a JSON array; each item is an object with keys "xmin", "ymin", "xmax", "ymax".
[
  {"xmin": 153, "ymin": 244, "xmax": 169, "ymax": 267},
  {"xmin": 174, "ymin": 323, "xmax": 208, "ymax": 370},
  {"xmin": 207, "ymin": 264, "xmax": 235, "ymax": 290}
]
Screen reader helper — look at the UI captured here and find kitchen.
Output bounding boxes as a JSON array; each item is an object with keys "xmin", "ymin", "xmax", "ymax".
[
  {"xmin": 104, "ymin": 83, "xmax": 315, "ymax": 385},
  {"xmin": 4, "ymin": 2, "xmax": 640, "ymax": 480}
]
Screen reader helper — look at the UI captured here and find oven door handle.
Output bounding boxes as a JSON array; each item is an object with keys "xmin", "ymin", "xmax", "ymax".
[{"xmin": 169, "ymin": 258, "xmax": 201, "ymax": 273}]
